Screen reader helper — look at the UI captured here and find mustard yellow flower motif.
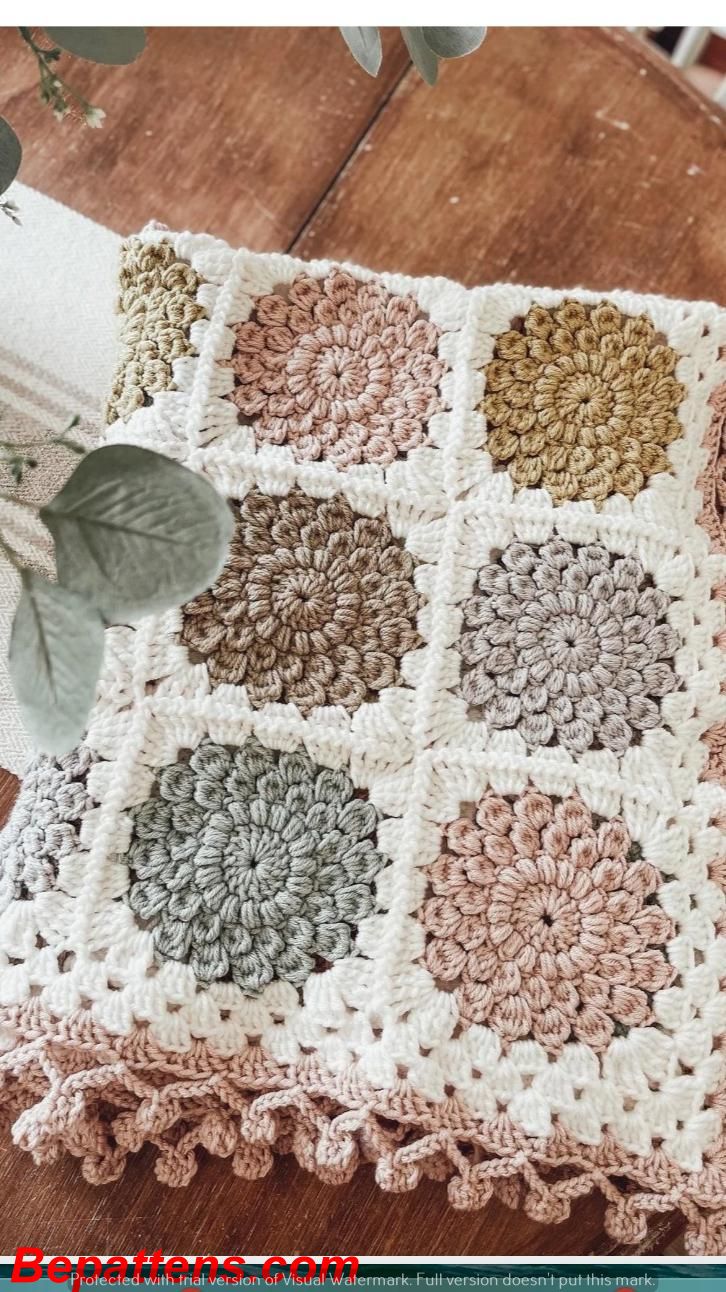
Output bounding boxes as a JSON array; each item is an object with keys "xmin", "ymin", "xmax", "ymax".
[{"xmin": 482, "ymin": 300, "xmax": 685, "ymax": 503}]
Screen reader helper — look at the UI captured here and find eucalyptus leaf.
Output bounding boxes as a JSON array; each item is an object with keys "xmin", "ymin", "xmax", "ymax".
[
  {"xmin": 401, "ymin": 28, "xmax": 439, "ymax": 86},
  {"xmin": 9, "ymin": 571, "xmax": 104, "ymax": 754},
  {"xmin": 421, "ymin": 27, "xmax": 487, "ymax": 59},
  {"xmin": 41, "ymin": 444, "xmax": 234, "ymax": 623},
  {"xmin": 339, "ymin": 27, "xmax": 383, "ymax": 77},
  {"xmin": 44, "ymin": 27, "xmax": 146, "ymax": 65},
  {"xmin": 0, "ymin": 118, "xmax": 21, "ymax": 196}
]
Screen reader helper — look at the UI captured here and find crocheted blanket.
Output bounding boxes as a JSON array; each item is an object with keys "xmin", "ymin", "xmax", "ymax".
[{"xmin": 1, "ymin": 230, "xmax": 725, "ymax": 1251}]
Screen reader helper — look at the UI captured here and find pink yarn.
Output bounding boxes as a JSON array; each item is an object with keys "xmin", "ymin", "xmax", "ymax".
[
  {"xmin": 420, "ymin": 790, "xmax": 675, "ymax": 1053},
  {"xmin": 228, "ymin": 269, "xmax": 444, "ymax": 467}
]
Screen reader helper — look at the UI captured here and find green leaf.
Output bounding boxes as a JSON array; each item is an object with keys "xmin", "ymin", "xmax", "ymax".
[
  {"xmin": 41, "ymin": 444, "xmax": 233, "ymax": 623},
  {"xmin": 401, "ymin": 28, "xmax": 439, "ymax": 86},
  {"xmin": 340, "ymin": 27, "xmax": 382, "ymax": 76},
  {"xmin": 9, "ymin": 571, "xmax": 104, "ymax": 754},
  {"xmin": 44, "ymin": 27, "xmax": 146, "ymax": 65},
  {"xmin": 0, "ymin": 118, "xmax": 21, "ymax": 196},
  {"xmin": 421, "ymin": 27, "xmax": 487, "ymax": 59}
]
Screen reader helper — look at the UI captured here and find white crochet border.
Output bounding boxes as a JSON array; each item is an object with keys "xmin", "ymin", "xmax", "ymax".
[{"xmin": 2, "ymin": 230, "xmax": 725, "ymax": 1174}]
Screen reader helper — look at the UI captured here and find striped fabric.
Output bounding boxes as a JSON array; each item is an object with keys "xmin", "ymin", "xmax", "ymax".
[{"xmin": 0, "ymin": 184, "xmax": 120, "ymax": 774}]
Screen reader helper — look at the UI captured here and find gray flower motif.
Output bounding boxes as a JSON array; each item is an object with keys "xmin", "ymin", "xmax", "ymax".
[
  {"xmin": 127, "ymin": 736, "xmax": 385, "ymax": 993},
  {"xmin": 459, "ymin": 539, "xmax": 679, "ymax": 755},
  {"xmin": 0, "ymin": 747, "xmax": 95, "ymax": 913}
]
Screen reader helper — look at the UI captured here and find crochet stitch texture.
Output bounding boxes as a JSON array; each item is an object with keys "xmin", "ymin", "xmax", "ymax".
[
  {"xmin": 107, "ymin": 238, "xmax": 206, "ymax": 423},
  {"xmin": 180, "ymin": 486, "xmax": 421, "ymax": 712},
  {"xmin": 458, "ymin": 538, "xmax": 679, "ymax": 754},
  {"xmin": 127, "ymin": 736, "xmax": 383, "ymax": 991},
  {"xmin": 0, "ymin": 747, "xmax": 95, "ymax": 913},
  {"xmin": 420, "ymin": 790, "xmax": 674, "ymax": 1051},
  {"xmin": 699, "ymin": 386, "xmax": 726, "ymax": 796},
  {"xmin": 0, "ymin": 233, "xmax": 724, "ymax": 1254},
  {"xmin": 483, "ymin": 299, "xmax": 685, "ymax": 502},
  {"xmin": 228, "ymin": 268, "xmax": 445, "ymax": 467}
]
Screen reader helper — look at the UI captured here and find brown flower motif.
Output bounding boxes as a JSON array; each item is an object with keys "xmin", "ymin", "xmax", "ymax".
[
  {"xmin": 228, "ymin": 269, "xmax": 444, "ymax": 468},
  {"xmin": 181, "ymin": 487, "xmax": 421, "ymax": 713},
  {"xmin": 482, "ymin": 299, "xmax": 685, "ymax": 503},
  {"xmin": 420, "ymin": 790, "xmax": 675, "ymax": 1052}
]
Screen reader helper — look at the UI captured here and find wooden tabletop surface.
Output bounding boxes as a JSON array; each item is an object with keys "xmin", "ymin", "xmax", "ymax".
[{"xmin": 2, "ymin": 23, "xmax": 723, "ymax": 1256}]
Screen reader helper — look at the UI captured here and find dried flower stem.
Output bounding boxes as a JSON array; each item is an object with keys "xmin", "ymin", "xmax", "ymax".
[{"xmin": 18, "ymin": 27, "xmax": 105, "ymax": 126}]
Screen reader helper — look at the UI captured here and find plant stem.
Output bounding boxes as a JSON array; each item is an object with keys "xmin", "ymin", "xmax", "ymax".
[
  {"xmin": 0, "ymin": 492, "xmax": 37, "ymax": 512},
  {"xmin": 18, "ymin": 26, "xmax": 98, "ymax": 119},
  {"xmin": 0, "ymin": 422, "xmax": 86, "ymax": 488},
  {"xmin": 0, "ymin": 437, "xmax": 52, "ymax": 451},
  {"xmin": 0, "ymin": 533, "xmax": 24, "ymax": 574},
  {"xmin": 0, "ymin": 434, "xmax": 85, "ymax": 455}
]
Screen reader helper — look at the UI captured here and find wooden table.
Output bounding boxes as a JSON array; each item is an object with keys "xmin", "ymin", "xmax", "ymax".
[{"xmin": 1, "ymin": 24, "xmax": 723, "ymax": 1256}]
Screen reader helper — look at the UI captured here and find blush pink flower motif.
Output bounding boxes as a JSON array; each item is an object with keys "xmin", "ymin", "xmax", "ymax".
[
  {"xmin": 228, "ymin": 269, "xmax": 444, "ymax": 468},
  {"xmin": 420, "ymin": 790, "xmax": 675, "ymax": 1053}
]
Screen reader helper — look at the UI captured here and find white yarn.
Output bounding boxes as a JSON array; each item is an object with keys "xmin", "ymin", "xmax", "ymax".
[{"xmin": 1, "ymin": 226, "xmax": 724, "ymax": 1173}]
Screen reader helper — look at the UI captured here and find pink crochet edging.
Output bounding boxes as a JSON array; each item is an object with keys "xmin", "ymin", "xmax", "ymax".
[{"xmin": 2, "ymin": 1002, "xmax": 726, "ymax": 1255}]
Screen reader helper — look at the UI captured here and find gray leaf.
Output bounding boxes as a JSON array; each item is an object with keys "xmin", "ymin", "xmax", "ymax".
[
  {"xmin": 401, "ymin": 28, "xmax": 439, "ymax": 86},
  {"xmin": 44, "ymin": 27, "xmax": 146, "ymax": 65},
  {"xmin": 41, "ymin": 444, "xmax": 234, "ymax": 623},
  {"xmin": 339, "ymin": 27, "xmax": 382, "ymax": 76},
  {"xmin": 9, "ymin": 572, "xmax": 104, "ymax": 754},
  {"xmin": 421, "ymin": 27, "xmax": 487, "ymax": 59},
  {"xmin": 0, "ymin": 118, "xmax": 21, "ymax": 196}
]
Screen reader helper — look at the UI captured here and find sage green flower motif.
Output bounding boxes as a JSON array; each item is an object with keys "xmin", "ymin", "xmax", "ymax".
[{"xmin": 127, "ymin": 736, "xmax": 384, "ymax": 993}]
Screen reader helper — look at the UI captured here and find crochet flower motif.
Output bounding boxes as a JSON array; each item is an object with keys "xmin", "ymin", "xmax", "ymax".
[
  {"xmin": 108, "ymin": 239, "xmax": 205, "ymax": 423},
  {"xmin": 181, "ymin": 487, "xmax": 421, "ymax": 713},
  {"xmin": 459, "ymin": 539, "xmax": 679, "ymax": 755},
  {"xmin": 698, "ymin": 387, "xmax": 726, "ymax": 794},
  {"xmin": 420, "ymin": 790, "xmax": 675, "ymax": 1052},
  {"xmin": 0, "ymin": 747, "xmax": 95, "ymax": 913},
  {"xmin": 699, "ymin": 385, "xmax": 726, "ymax": 560},
  {"xmin": 127, "ymin": 737, "xmax": 384, "ymax": 993},
  {"xmin": 228, "ymin": 269, "xmax": 445, "ymax": 468},
  {"xmin": 482, "ymin": 299, "xmax": 685, "ymax": 503}
]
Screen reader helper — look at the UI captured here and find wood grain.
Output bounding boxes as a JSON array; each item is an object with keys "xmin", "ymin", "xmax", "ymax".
[
  {"xmin": 294, "ymin": 27, "xmax": 726, "ymax": 301},
  {"xmin": 0, "ymin": 26, "xmax": 408, "ymax": 247},
  {"xmin": 2, "ymin": 22, "xmax": 719, "ymax": 1253},
  {"xmin": 0, "ymin": 769, "xmax": 18, "ymax": 825}
]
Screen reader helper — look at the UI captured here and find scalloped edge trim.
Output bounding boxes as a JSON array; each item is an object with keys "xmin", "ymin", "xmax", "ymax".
[{"xmin": 2, "ymin": 1004, "xmax": 726, "ymax": 1254}]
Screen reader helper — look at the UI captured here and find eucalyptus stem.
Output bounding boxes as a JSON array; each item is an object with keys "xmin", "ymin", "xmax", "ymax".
[
  {"xmin": 18, "ymin": 27, "xmax": 104, "ymax": 126},
  {"xmin": 0, "ymin": 432, "xmax": 85, "ymax": 456},
  {"xmin": 0, "ymin": 492, "xmax": 37, "ymax": 512},
  {"xmin": 0, "ymin": 418, "xmax": 86, "ymax": 486},
  {"xmin": 0, "ymin": 533, "xmax": 24, "ymax": 574}
]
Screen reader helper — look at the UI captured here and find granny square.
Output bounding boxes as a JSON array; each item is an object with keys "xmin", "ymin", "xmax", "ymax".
[{"xmin": 1, "ymin": 230, "xmax": 725, "ymax": 1251}]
